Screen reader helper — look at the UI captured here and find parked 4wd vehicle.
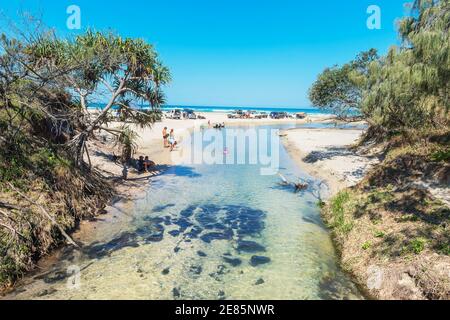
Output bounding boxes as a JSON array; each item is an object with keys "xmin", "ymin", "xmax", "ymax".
[
  {"xmin": 273, "ymin": 112, "xmax": 288, "ymax": 119},
  {"xmin": 168, "ymin": 109, "xmax": 182, "ymax": 119},
  {"xmin": 255, "ymin": 112, "xmax": 268, "ymax": 119},
  {"xmin": 183, "ymin": 109, "xmax": 197, "ymax": 119},
  {"xmin": 228, "ymin": 110, "xmax": 245, "ymax": 119}
]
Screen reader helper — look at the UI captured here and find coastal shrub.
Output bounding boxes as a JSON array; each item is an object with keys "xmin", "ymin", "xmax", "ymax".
[
  {"xmin": 361, "ymin": 241, "xmax": 372, "ymax": 250},
  {"xmin": 310, "ymin": 0, "xmax": 449, "ymax": 137},
  {"xmin": 409, "ymin": 238, "xmax": 427, "ymax": 255},
  {"xmin": 430, "ymin": 148, "xmax": 450, "ymax": 162},
  {"xmin": 368, "ymin": 189, "xmax": 394, "ymax": 204},
  {"xmin": 374, "ymin": 231, "xmax": 385, "ymax": 238},
  {"xmin": 439, "ymin": 243, "xmax": 450, "ymax": 256},
  {"xmin": 317, "ymin": 201, "xmax": 326, "ymax": 209},
  {"xmin": 328, "ymin": 190, "xmax": 354, "ymax": 234}
]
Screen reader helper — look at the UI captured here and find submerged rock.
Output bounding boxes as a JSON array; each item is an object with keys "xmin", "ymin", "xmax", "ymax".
[
  {"xmin": 255, "ymin": 278, "xmax": 265, "ymax": 285},
  {"xmin": 163, "ymin": 216, "xmax": 172, "ymax": 226},
  {"xmin": 168, "ymin": 230, "xmax": 181, "ymax": 237},
  {"xmin": 172, "ymin": 287, "xmax": 181, "ymax": 298},
  {"xmin": 189, "ymin": 265, "xmax": 203, "ymax": 275},
  {"xmin": 200, "ymin": 230, "xmax": 233, "ymax": 243},
  {"xmin": 152, "ymin": 203, "xmax": 175, "ymax": 213},
  {"xmin": 209, "ymin": 264, "xmax": 229, "ymax": 281},
  {"xmin": 136, "ymin": 224, "xmax": 165, "ymax": 243},
  {"xmin": 250, "ymin": 255, "xmax": 271, "ymax": 267},
  {"xmin": 144, "ymin": 232, "xmax": 164, "ymax": 243},
  {"xmin": 180, "ymin": 205, "xmax": 197, "ymax": 218},
  {"xmin": 42, "ymin": 271, "xmax": 67, "ymax": 284},
  {"xmin": 175, "ymin": 204, "xmax": 267, "ymax": 246},
  {"xmin": 173, "ymin": 218, "xmax": 193, "ymax": 232},
  {"xmin": 36, "ymin": 288, "xmax": 57, "ymax": 297},
  {"xmin": 197, "ymin": 251, "xmax": 207, "ymax": 257},
  {"xmin": 223, "ymin": 256, "xmax": 242, "ymax": 267},
  {"xmin": 217, "ymin": 264, "xmax": 227, "ymax": 275},
  {"xmin": 83, "ymin": 231, "xmax": 139, "ymax": 259},
  {"xmin": 185, "ymin": 226, "xmax": 203, "ymax": 239},
  {"xmin": 143, "ymin": 217, "xmax": 165, "ymax": 224},
  {"xmin": 236, "ymin": 240, "xmax": 266, "ymax": 253},
  {"xmin": 162, "ymin": 268, "xmax": 170, "ymax": 275}
]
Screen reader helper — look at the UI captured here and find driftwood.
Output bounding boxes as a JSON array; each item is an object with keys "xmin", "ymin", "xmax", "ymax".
[
  {"xmin": 278, "ymin": 173, "xmax": 308, "ymax": 192},
  {"xmin": 7, "ymin": 183, "xmax": 79, "ymax": 248}
]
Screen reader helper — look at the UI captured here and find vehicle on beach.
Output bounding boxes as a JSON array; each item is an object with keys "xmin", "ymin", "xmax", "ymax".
[
  {"xmin": 269, "ymin": 112, "xmax": 288, "ymax": 119},
  {"xmin": 245, "ymin": 110, "xmax": 257, "ymax": 118},
  {"xmin": 255, "ymin": 112, "xmax": 268, "ymax": 119},
  {"xmin": 228, "ymin": 110, "xmax": 245, "ymax": 119},
  {"xmin": 182, "ymin": 109, "xmax": 197, "ymax": 119},
  {"xmin": 167, "ymin": 109, "xmax": 182, "ymax": 119}
]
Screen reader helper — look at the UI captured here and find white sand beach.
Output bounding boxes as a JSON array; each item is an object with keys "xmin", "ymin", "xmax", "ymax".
[
  {"xmin": 281, "ymin": 127, "xmax": 379, "ymax": 197},
  {"xmin": 88, "ymin": 112, "xmax": 375, "ymax": 201}
]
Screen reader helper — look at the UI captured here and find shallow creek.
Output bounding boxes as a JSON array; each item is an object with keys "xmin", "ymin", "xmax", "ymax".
[{"xmin": 5, "ymin": 124, "xmax": 363, "ymax": 300}]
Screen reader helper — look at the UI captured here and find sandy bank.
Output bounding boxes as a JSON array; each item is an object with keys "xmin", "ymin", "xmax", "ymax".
[{"xmin": 281, "ymin": 127, "xmax": 379, "ymax": 198}]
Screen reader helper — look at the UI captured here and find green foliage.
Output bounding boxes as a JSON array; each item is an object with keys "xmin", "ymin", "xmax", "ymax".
[
  {"xmin": 430, "ymin": 147, "xmax": 450, "ymax": 162},
  {"xmin": 361, "ymin": 241, "xmax": 372, "ymax": 250},
  {"xmin": 374, "ymin": 231, "xmax": 386, "ymax": 238},
  {"xmin": 2, "ymin": 28, "xmax": 171, "ymax": 168},
  {"xmin": 364, "ymin": 0, "xmax": 449, "ymax": 132},
  {"xmin": 317, "ymin": 201, "xmax": 326, "ymax": 209},
  {"xmin": 368, "ymin": 189, "xmax": 394, "ymax": 204},
  {"xmin": 409, "ymin": 237, "xmax": 427, "ymax": 254},
  {"xmin": 438, "ymin": 243, "xmax": 450, "ymax": 255},
  {"xmin": 0, "ymin": 157, "xmax": 25, "ymax": 182},
  {"xmin": 0, "ymin": 26, "xmax": 168, "ymax": 288},
  {"xmin": 309, "ymin": 0, "xmax": 449, "ymax": 134},
  {"xmin": 329, "ymin": 191, "xmax": 354, "ymax": 234},
  {"xmin": 114, "ymin": 126, "xmax": 139, "ymax": 164},
  {"xmin": 309, "ymin": 49, "xmax": 378, "ymax": 118}
]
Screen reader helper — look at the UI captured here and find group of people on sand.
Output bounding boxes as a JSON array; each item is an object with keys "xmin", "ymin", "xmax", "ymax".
[
  {"xmin": 206, "ymin": 120, "xmax": 225, "ymax": 129},
  {"xmin": 162, "ymin": 127, "xmax": 178, "ymax": 151},
  {"xmin": 137, "ymin": 156, "xmax": 155, "ymax": 173},
  {"xmin": 121, "ymin": 155, "xmax": 156, "ymax": 180}
]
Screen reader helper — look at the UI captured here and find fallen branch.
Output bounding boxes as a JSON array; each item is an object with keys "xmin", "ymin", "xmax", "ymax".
[
  {"xmin": 7, "ymin": 183, "xmax": 80, "ymax": 248},
  {"xmin": 0, "ymin": 221, "xmax": 27, "ymax": 240}
]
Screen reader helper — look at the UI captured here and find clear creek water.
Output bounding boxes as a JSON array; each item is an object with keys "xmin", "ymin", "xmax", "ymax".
[{"xmin": 6, "ymin": 124, "xmax": 362, "ymax": 300}]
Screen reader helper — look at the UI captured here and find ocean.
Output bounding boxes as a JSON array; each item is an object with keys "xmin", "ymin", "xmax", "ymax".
[{"xmin": 89, "ymin": 103, "xmax": 330, "ymax": 116}]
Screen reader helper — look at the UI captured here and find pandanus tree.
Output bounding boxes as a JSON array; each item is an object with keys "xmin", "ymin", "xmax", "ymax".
[{"xmin": 21, "ymin": 30, "xmax": 171, "ymax": 167}]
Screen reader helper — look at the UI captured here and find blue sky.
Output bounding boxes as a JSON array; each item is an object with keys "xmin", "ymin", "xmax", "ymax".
[{"xmin": 2, "ymin": 0, "xmax": 408, "ymax": 108}]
